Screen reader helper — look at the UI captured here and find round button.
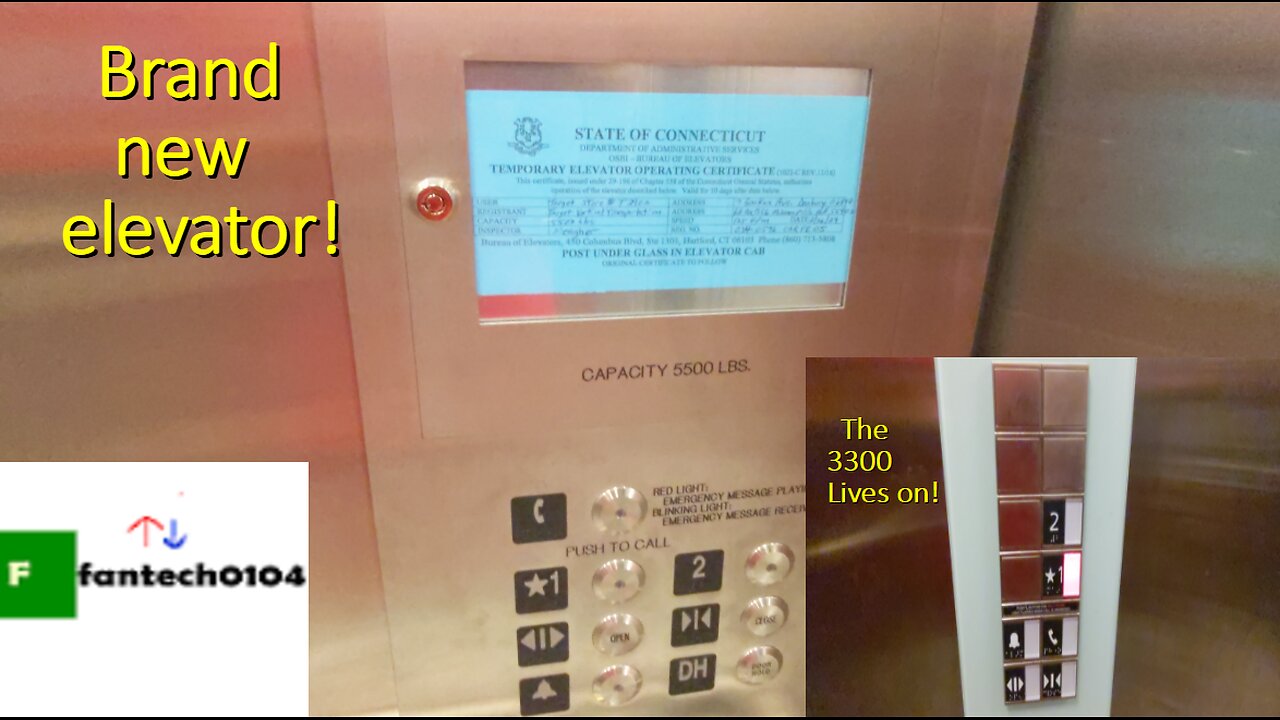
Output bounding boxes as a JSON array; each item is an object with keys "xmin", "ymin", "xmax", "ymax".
[
  {"xmin": 745, "ymin": 542, "xmax": 795, "ymax": 585},
  {"xmin": 737, "ymin": 645, "xmax": 784, "ymax": 685},
  {"xmin": 741, "ymin": 596, "xmax": 789, "ymax": 637},
  {"xmin": 593, "ymin": 664, "xmax": 642, "ymax": 706},
  {"xmin": 592, "ymin": 558, "xmax": 645, "ymax": 603},
  {"xmin": 592, "ymin": 613, "xmax": 644, "ymax": 656},
  {"xmin": 415, "ymin": 185, "xmax": 453, "ymax": 221},
  {"xmin": 592, "ymin": 486, "xmax": 648, "ymax": 534}
]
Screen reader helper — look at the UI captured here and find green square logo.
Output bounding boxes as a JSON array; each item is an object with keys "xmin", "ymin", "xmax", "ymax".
[{"xmin": 0, "ymin": 531, "xmax": 77, "ymax": 619}]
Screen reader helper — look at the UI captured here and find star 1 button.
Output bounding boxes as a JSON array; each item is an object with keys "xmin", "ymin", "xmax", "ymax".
[
  {"xmin": 515, "ymin": 567, "xmax": 568, "ymax": 614},
  {"xmin": 1042, "ymin": 553, "xmax": 1064, "ymax": 597}
]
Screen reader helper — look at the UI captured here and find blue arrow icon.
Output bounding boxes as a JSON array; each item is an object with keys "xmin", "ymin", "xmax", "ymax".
[{"xmin": 163, "ymin": 519, "xmax": 187, "ymax": 549}]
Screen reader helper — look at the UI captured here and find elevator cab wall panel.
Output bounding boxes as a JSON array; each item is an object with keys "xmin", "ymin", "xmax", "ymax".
[
  {"xmin": 977, "ymin": 3, "xmax": 1280, "ymax": 356},
  {"xmin": 314, "ymin": 3, "xmax": 1035, "ymax": 715}
]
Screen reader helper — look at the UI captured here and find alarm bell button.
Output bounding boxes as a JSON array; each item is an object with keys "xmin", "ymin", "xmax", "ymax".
[{"xmin": 592, "ymin": 664, "xmax": 642, "ymax": 707}]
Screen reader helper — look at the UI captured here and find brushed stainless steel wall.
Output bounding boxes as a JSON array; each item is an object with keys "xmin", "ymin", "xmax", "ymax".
[
  {"xmin": 1115, "ymin": 359, "xmax": 1280, "ymax": 714},
  {"xmin": 0, "ymin": 4, "xmax": 395, "ymax": 715},
  {"xmin": 806, "ymin": 358, "xmax": 962, "ymax": 715},
  {"xmin": 977, "ymin": 3, "xmax": 1280, "ymax": 356}
]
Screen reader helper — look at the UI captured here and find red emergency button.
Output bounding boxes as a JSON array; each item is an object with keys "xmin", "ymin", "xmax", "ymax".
[{"xmin": 416, "ymin": 185, "xmax": 453, "ymax": 221}]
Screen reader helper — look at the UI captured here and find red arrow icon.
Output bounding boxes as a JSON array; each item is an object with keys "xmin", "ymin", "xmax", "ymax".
[{"xmin": 128, "ymin": 516, "xmax": 164, "ymax": 547}]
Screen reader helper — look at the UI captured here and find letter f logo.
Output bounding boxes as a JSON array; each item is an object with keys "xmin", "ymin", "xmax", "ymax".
[
  {"xmin": 0, "ymin": 532, "xmax": 77, "ymax": 618},
  {"xmin": 8, "ymin": 560, "xmax": 30, "ymax": 587}
]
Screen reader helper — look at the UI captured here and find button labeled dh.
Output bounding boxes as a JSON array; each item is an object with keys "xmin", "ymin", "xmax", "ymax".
[{"xmin": 669, "ymin": 654, "xmax": 716, "ymax": 696}]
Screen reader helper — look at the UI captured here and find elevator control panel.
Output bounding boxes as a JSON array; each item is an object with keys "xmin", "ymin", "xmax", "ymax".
[
  {"xmin": 993, "ymin": 364, "xmax": 1086, "ymax": 704},
  {"xmin": 937, "ymin": 358, "xmax": 1131, "ymax": 714},
  {"xmin": 509, "ymin": 487, "xmax": 797, "ymax": 714},
  {"xmin": 314, "ymin": 2, "xmax": 1035, "ymax": 714}
]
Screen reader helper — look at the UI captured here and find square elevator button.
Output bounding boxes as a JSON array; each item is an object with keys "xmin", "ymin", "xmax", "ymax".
[
  {"xmin": 673, "ymin": 550, "xmax": 724, "ymax": 595},
  {"xmin": 1000, "ymin": 555, "xmax": 1042, "ymax": 603},
  {"xmin": 1003, "ymin": 619, "xmax": 1041, "ymax": 660},
  {"xmin": 1041, "ymin": 618, "xmax": 1064, "ymax": 657},
  {"xmin": 999, "ymin": 500, "xmax": 1042, "ymax": 551},
  {"xmin": 1005, "ymin": 665, "xmax": 1028, "ymax": 702},
  {"xmin": 669, "ymin": 654, "xmax": 717, "ymax": 695},
  {"xmin": 1042, "ymin": 554, "xmax": 1064, "ymax": 598},
  {"xmin": 1043, "ymin": 499, "xmax": 1066, "ymax": 545},
  {"xmin": 996, "ymin": 437, "xmax": 1042, "ymax": 495},
  {"xmin": 514, "ymin": 567, "xmax": 569, "ymax": 614},
  {"xmin": 511, "ymin": 494, "xmax": 567, "ymax": 544},
  {"xmin": 1043, "ymin": 437, "xmax": 1086, "ymax": 493},
  {"xmin": 671, "ymin": 603, "xmax": 720, "ymax": 647},
  {"xmin": 1043, "ymin": 367, "xmax": 1088, "ymax": 429},
  {"xmin": 519, "ymin": 673, "xmax": 570, "ymax": 716},
  {"xmin": 993, "ymin": 366, "xmax": 1042, "ymax": 429},
  {"xmin": 516, "ymin": 622, "xmax": 569, "ymax": 667},
  {"xmin": 1041, "ymin": 662, "xmax": 1065, "ymax": 698}
]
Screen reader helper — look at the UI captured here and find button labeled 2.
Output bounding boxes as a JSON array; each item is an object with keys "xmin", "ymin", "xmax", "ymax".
[
  {"xmin": 515, "ymin": 567, "xmax": 568, "ymax": 614},
  {"xmin": 674, "ymin": 550, "xmax": 724, "ymax": 595},
  {"xmin": 511, "ymin": 494, "xmax": 567, "ymax": 545}
]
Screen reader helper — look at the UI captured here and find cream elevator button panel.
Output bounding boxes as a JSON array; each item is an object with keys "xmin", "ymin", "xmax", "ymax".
[
  {"xmin": 506, "ymin": 486, "xmax": 800, "ymax": 713},
  {"xmin": 994, "ymin": 363, "xmax": 1087, "ymax": 704}
]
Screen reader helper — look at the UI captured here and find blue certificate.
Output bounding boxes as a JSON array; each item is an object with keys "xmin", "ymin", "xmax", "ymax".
[{"xmin": 464, "ymin": 78, "xmax": 870, "ymax": 322}]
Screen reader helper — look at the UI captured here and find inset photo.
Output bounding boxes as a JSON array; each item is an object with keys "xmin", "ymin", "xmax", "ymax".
[{"xmin": 807, "ymin": 358, "xmax": 1280, "ymax": 716}]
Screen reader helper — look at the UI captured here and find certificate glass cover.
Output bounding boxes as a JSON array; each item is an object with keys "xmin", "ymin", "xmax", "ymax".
[{"xmin": 464, "ymin": 62, "xmax": 872, "ymax": 323}]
